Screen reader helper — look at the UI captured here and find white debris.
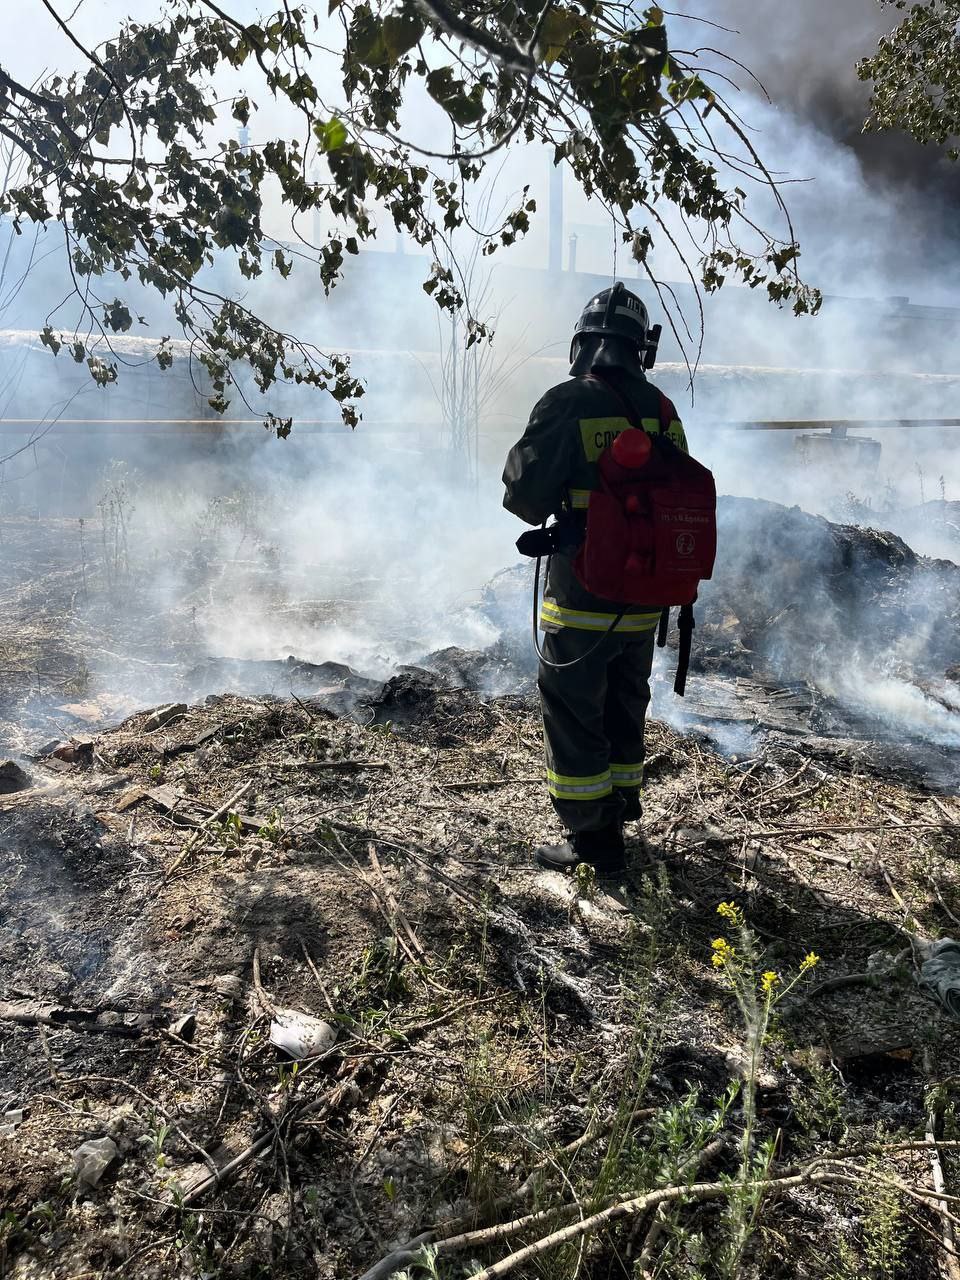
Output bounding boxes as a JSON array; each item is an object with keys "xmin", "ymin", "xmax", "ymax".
[
  {"xmin": 269, "ymin": 1009, "xmax": 338, "ymax": 1060},
  {"xmin": 0, "ymin": 1109, "xmax": 24, "ymax": 1140},
  {"xmin": 212, "ymin": 974, "xmax": 243, "ymax": 1001},
  {"xmin": 144, "ymin": 703, "xmax": 188, "ymax": 732},
  {"xmin": 73, "ymin": 1136, "xmax": 119, "ymax": 1187}
]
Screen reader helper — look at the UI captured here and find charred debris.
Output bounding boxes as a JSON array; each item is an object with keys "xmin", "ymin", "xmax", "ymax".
[{"xmin": 1, "ymin": 496, "xmax": 960, "ymax": 1279}]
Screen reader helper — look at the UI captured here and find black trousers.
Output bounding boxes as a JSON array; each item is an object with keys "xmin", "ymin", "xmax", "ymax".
[{"xmin": 537, "ymin": 626, "xmax": 655, "ymax": 833}]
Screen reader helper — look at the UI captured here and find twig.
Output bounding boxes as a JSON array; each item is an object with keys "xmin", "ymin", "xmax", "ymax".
[
  {"xmin": 924, "ymin": 1048, "xmax": 960, "ymax": 1280},
  {"xmin": 325, "ymin": 832, "xmax": 420, "ymax": 967},
  {"xmin": 496, "ymin": 1105, "xmax": 659, "ymax": 1222},
  {"xmin": 165, "ymin": 779, "xmax": 253, "ymax": 878},
  {"xmin": 299, "ymin": 939, "xmax": 336, "ymax": 1013},
  {"xmin": 358, "ymin": 1103, "xmax": 659, "ymax": 1278},
  {"xmin": 368, "ymin": 844, "xmax": 427, "ymax": 960},
  {"xmin": 68, "ymin": 1074, "xmax": 219, "ymax": 1177},
  {"xmin": 671, "ymin": 821, "xmax": 959, "ymax": 850},
  {"xmin": 354, "ymin": 1092, "xmax": 405, "ymax": 1170},
  {"xmin": 751, "ymin": 759, "xmax": 809, "ymax": 800},
  {"xmin": 928, "ymin": 876, "xmax": 960, "ymax": 929},
  {"xmin": 179, "ymin": 1067, "xmax": 361, "ymax": 1206},
  {"xmin": 782, "ymin": 843, "xmax": 852, "ymax": 868},
  {"xmin": 36, "ymin": 1023, "xmax": 61, "ymax": 1081},
  {"xmin": 355, "ymin": 1232, "xmax": 435, "ymax": 1280},
  {"xmin": 553, "ymin": 1106, "xmax": 656, "ymax": 1167},
  {"xmin": 459, "ymin": 1167, "xmax": 855, "ymax": 1279},
  {"xmin": 290, "ymin": 691, "xmax": 324, "ymax": 725},
  {"xmin": 637, "ymin": 1137, "xmax": 726, "ymax": 1274},
  {"xmin": 252, "ymin": 942, "xmax": 279, "ymax": 1018},
  {"xmin": 931, "ymin": 797, "xmax": 960, "ymax": 825},
  {"xmin": 876, "ymin": 859, "xmax": 925, "ymax": 947},
  {"xmin": 240, "ymin": 760, "xmax": 392, "ymax": 772},
  {"xmin": 440, "ymin": 777, "xmax": 541, "ymax": 791}
]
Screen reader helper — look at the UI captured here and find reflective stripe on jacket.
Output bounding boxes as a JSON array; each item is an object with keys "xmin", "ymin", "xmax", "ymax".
[{"xmin": 502, "ymin": 370, "xmax": 687, "ymax": 630}]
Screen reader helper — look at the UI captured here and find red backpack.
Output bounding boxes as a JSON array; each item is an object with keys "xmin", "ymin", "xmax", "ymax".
[{"xmin": 573, "ymin": 374, "xmax": 717, "ymax": 693}]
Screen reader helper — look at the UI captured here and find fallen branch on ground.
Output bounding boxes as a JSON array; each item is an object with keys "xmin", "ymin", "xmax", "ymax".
[
  {"xmin": 440, "ymin": 778, "xmax": 541, "ymax": 791},
  {"xmin": 0, "ymin": 1000, "xmax": 149, "ymax": 1038},
  {"xmin": 459, "ymin": 1166, "xmax": 857, "ymax": 1280},
  {"xmin": 368, "ymin": 844, "xmax": 427, "ymax": 961},
  {"xmin": 636, "ymin": 1136, "xmax": 726, "ymax": 1275},
  {"xmin": 178, "ymin": 1066, "xmax": 362, "ymax": 1207},
  {"xmin": 240, "ymin": 760, "xmax": 392, "ymax": 772},
  {"xmin": 164, "ymin": 779, "xmax": 254, "ymax": 877},
  {"xmin": 923, "ymin": 1047, "xmax": 960, "ymax": 1280},
  {"xmin": 671, "ymin": 821, "xmax": 959, "ymax": 851},
  {"xmin": 357, "ymin": 1105, "xmax": 658, "ymax": 1280}
]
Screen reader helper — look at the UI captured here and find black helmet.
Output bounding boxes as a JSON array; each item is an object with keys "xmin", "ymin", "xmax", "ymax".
[{"xmin": 569, "ymin": 282, "xmax": 661, "ymax": 369}]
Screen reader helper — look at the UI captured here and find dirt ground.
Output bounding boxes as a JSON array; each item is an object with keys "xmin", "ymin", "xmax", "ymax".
[{"xmin": 2, "ymin": 514, "xmax": 960, "ymax": 1279}]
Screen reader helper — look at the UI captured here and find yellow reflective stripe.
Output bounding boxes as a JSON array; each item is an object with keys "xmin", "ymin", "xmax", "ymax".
[
  {"xmin": 579, "ymin": 416, "xmax": 630, "ymax": 462},
  {"xmin": 570, "ymin": 488, "xmax": 591, "ymax": 509},
  {"xmin": 548, "ymin": 782, "xmax": 614, "ymax": 801},
  {"xmin": 541, "ymin": 600, "xmax": 660, "ymax": 633},
  {"xmin": 546, "ymin": 768, "xmax": 610, "ymax": 786},
  {"xmin": 611, "ymin": 762, "xmax": 644, "ymax": 789},
  {"xmin": 545, "ymin": 768, "xmax": 613, "ymax": 800}
]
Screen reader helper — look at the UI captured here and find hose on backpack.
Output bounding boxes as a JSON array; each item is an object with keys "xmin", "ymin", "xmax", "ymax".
[{"xmin": 532, "ymin": 540, "xmax": 623, "ymax": 671}]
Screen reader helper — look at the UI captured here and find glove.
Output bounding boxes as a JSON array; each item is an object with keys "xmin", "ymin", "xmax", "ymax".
[
  {"xmin": 516, "ymin": 527, "xmax": 556, "ymax": 558},
  {"xmin": 516, "ymin": 512, "xmax": 584, "ymax": 559}
]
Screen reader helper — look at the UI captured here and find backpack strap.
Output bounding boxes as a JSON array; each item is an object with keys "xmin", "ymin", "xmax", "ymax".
[
  {"xmin": 585, "ymin": 373, "xmax": 676, "ymax": 443},
  {"xmin": 674, "ymin": 602, "xmax": 695, "ymax": 697},
  {"xmin": 582, "ymin": 372, "xmax": 641, "ymax": 429},
  {"xmin": 657, "ymin": 607, "xmax": 670, "ymax": 649}
]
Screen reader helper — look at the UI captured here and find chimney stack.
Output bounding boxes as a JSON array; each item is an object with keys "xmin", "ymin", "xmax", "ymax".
[{"xmin": 548, "ymin": 163, "xmax": 563, "ymax": 274}]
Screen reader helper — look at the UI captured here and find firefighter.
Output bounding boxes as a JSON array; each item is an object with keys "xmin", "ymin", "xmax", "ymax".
[{"xmin": 502, "ymin": 283, "xmax": 687, "ymax": 875}]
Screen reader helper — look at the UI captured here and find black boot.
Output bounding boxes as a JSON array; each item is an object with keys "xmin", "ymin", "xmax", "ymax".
[
  {"xmin": 620, "ymin": 792, "xmax": 643, "ymax": 823},
  {"xmin": 535, "ymin": 823, "xmax": 626, "ymax": 875}
]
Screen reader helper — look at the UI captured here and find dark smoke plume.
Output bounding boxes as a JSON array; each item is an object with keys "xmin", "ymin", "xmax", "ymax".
[{"xmin": 679, "ymin": 0, "xmax": 960, "ymax": 233}]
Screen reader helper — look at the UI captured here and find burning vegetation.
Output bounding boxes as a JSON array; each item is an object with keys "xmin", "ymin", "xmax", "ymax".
[
  {"xmin": 2, "ymin": 0, "xmax": 960, "ymax": 1275},
  {"xmin": 0, "ymin": 484, "xmax": 959, "ymax": 1279}
]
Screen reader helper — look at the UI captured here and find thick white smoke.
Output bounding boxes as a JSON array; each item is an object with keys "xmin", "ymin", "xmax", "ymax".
[{"xmin": 1, "ymin": 0, "xmax": 959, "ymax": 759}]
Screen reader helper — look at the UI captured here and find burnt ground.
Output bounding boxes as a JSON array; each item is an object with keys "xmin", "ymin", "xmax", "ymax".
[{"xmin": 1, "ymin": 513, "xmax": 960, "ymax": 1279}]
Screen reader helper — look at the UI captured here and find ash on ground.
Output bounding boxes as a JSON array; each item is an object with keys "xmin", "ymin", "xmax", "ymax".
[{"xmin": 1, "ymin": 500, "xmax": 959, "ymax": 1278}]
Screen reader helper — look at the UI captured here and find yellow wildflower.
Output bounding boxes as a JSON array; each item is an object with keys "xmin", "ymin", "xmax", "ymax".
[
  {"xmin": 716, "ymin": 901, "xmax": 741, "ymax": 925},
  {"xmin": 711, "ymin": 938, "xmax": 736, "ymax": 968},
  {"xmin": 800, "ymin": 951, "xmax": 820, "ymax": 972},
  {"xmin": 760, "ymin": 970, "xmax": 780, "ymax": 994}
]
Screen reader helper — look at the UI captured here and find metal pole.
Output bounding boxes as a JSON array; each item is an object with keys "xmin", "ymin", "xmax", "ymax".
[{"xmin": 549, "ymin": 163, "xmax": 563, "ymax": 274}]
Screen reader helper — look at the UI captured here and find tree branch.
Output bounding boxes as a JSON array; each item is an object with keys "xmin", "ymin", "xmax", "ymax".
[{"xmin": 415, "ymin": 0, "xmax": 535, "ymax": 73}]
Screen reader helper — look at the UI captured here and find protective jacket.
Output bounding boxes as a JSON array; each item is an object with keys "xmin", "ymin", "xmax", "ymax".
[{"xmin": 502, "ymin": 368, "xmax": 687, "ymax": 634}]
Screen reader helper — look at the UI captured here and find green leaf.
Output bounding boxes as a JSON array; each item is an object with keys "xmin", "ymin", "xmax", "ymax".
[
  {"xmin": 105, "ymin": 299, "xmax": 133, "ymax": 332},
  {"xmin": 381, "ymin": 12, "xmax": 424, "ymax": 61},
  {"xmin": 316, "ymin": 118, "xmax": 348, "ymax": 152},
  {"xmin": 426, "ymin": 67, "xmax": 484, "ymax": 125},
  {"xmin": 350, "ymin": 8, "xmax": 387, "ymax": 66},
  {"xmin": 538, "ymin": 8, "xmax": 581, "ymax": 63}
]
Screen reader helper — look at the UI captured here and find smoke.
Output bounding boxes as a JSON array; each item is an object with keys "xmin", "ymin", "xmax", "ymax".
[
  {"xmin": 148, "ymin": 435, "xmax": 508, "ymax": 677},
  {"xmin": 1, "ymin": 0, "xmax": 959, "ymax": 772},
  {"xmin": 820, "ymin": 668, "xmax": 960, "ymax": 748},
  {"xmin": 676, "ymin": 0, "xmax": 960, "ymax": 230}
]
